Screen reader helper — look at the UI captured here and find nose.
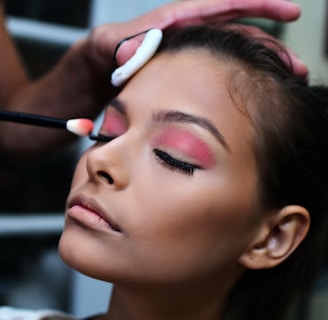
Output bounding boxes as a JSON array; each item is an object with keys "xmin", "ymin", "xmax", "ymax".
[{"xmin": 85, "ymin": 139, "xmax": 129, "ymax": 189}]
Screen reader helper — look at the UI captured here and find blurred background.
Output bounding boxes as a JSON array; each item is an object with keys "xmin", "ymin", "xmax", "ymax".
[{"xmin": 0, "ymin": 0, "xmax": 327, "ymax": 319}]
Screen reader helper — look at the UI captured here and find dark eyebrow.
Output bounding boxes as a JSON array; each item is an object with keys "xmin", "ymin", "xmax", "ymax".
[
  {"xmin": 107, "ymin": 97, "xmax": 126, "ymax": 114},
  {"xmin": 153, "ymin": 110, "xmax": 230, "ymax": 151}
]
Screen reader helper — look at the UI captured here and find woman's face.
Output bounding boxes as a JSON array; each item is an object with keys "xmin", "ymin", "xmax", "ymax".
[{"xmin": 59, "ymin": 51, "xmax": 261, "ymax": 289}]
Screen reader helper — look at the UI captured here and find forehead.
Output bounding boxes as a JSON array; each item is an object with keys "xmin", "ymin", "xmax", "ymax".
[
  {"xmin": 121, "ymin": 51, "xmax": 233, "ymax": 118},
  {"xmin": 120, "ymin": 50, "xmax": 254, "ymax": 153}
]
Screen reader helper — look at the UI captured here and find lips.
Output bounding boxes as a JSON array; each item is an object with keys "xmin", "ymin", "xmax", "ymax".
[{"xmin": 67, "ymin": 195, "xmax": 122, "ymax": 233}]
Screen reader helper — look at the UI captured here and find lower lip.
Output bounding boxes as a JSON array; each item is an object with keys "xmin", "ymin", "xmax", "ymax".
[{"xmin": 67, "ymin": 205, "xmax": 117, "ymax": 232}]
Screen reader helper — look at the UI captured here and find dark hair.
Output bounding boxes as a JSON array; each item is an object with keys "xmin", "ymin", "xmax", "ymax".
[{"xmin": 160, "ymin": 26, "xmax": 328, "ymax": 319}]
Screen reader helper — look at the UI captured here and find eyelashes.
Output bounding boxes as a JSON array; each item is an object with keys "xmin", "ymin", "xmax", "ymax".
[
  {"xmin": 153, "ymin": 148, "xmax": 201, "ymax": 176},
  {"xmin": 89, "ymin": 133, "xmax": 116, "ymax": 143}
]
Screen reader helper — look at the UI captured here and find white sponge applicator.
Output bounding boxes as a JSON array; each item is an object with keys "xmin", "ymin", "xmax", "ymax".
[{"xmin": 111, "ymin": 28, "xmax": 163, "ymax": 87}]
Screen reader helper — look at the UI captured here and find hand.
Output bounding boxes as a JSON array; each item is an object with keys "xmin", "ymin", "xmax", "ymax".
[
  {"xmin": 85, "ymin": 0, "xmax": 301, "ymax": 69},
  {"xmin": 221, "ymin": 24, "xmax": 308, "ymax": 79}
]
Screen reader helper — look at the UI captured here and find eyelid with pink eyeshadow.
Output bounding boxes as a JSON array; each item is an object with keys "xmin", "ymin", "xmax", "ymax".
[
  {"xmin": 99, "ymin": 107, "xmax": 128, "ymax": 137},
  {"xmin": 150, "ymin": 128, "xmax": 216, "ymax": 168},
  {"xmin": 91, "ymin": 108, "xmax": 216, "ymax": 170},
  {"xmin": 89, "ymin": 108, "xmax": 127, "ymax": 142}
]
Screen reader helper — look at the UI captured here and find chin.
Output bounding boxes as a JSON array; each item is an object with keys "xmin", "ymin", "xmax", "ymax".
[
  {"xmin": 58, "ymin": 231, "xmax": 89, "ymax": 270},
  {"xmin": 58, "ymin": 231, "xmax": 115, "ymax": 283},
  {"xmin": 58, "ymin": 232, "xmax": 77, "ymax": 268}
]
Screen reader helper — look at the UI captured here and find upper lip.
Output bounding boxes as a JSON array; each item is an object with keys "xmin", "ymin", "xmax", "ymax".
[{"xmin": 67, "ymin": 194, "xmax": 122, "ymax": 232}]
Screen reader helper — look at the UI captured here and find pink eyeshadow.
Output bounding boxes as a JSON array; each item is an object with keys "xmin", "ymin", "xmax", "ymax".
[
  {"xmin": 152, "ymin": 128, "xmax": 216, "ymax": 167},
  {"xmin": 101, "ymin": 111, "xmax": 127, "ymax": 135}
]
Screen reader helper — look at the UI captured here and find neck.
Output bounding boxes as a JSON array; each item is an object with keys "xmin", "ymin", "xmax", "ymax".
[{"xmin": 102, "ymin": 280, "xmax": 234, "ymax": 320}]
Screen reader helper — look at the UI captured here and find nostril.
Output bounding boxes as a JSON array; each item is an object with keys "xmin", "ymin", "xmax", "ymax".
[{"xmin": 97, "ymin": 171, "xmax": 114, "ymax": 184}]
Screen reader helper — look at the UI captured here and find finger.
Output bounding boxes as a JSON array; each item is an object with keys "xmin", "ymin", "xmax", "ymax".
[
  {"xmin": 90, "ymin": 24, "xmax": 159, "ymax": 69},
  {"xmin": 114, "ymin": 31, "xmax": 151, "ymax": 66},
  {"xmin": 88, "ymin": 0, "xmax": 301, "ymax": 70},
  {"xmin": 111, "ymin": 29, "xmax": 163, "ymax": 86},
  {"xmin": 224, "ymin": 24, "xmax": 308, "ymax": 80},
  {"xmin": 286, "ymin": 51, "xmax": 308, "ymax": 80},
  {"xmin": 114, "ymin": 0, "xmax": 299, "ymax": 64},
  {"xmin": 115, "ymin": 39, "xmax": 141, "ymax": 66},
  {"xmin": 223, "ymin": 0, "xmax": 301, "ymax": 21},
  {"xmin": 141, "ymin": 0, "xmax": 301, "ymax": 31},
  {"xmin": 116, "ymin": 24, "xmax": 308, "ymax": 81}
]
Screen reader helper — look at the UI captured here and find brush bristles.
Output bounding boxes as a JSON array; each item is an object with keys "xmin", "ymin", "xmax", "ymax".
[{"xmin": 66, "ymin": 118, "xmax": 94, "ymax": 136}]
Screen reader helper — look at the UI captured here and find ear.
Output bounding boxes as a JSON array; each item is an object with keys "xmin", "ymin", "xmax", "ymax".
[{"xmin": 239, "ymin": 205, "xmax": 310, "ymax": 269}]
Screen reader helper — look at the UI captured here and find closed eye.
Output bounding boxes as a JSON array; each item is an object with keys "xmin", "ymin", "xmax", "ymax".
[{"xmin": 153, "ymin": 148, "xmax": 201, "ymax": 176}]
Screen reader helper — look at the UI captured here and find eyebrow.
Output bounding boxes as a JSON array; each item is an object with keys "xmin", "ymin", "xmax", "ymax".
[
  {"xmin": 107, "ymin": 97, "xmax": 230, "ymax": 151},
  {"xmin": 153, "ymin": 110, "xmax": 230, "ymax": 151},
  {"xmin": 107, "ymin": 97, "xmax": 126, "ymax": 114}
]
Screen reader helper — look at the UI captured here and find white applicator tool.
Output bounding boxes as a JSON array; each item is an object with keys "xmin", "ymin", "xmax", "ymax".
[{"xmin": 111, "ymin": 28, "xmax": 163, "ymax": 87}]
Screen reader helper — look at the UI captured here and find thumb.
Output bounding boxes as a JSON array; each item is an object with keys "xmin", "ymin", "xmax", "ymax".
[{"xmin": 115, "ymin": 35, "xmax": 146, "ymax": 66}]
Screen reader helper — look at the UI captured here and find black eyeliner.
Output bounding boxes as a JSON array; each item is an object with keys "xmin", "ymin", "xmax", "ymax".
[
  {"xmin": 89, "ymin": 133, "xmax": 116, "ymax": 143},
  {"xmin": 153, "ymin": 148, "xmax": 201, "ymax": 175}
]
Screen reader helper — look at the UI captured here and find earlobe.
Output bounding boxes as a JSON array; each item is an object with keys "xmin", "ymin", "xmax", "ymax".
[{"xmin": 239, "ymin": 205, "xmax": 310, "ymax": 270}]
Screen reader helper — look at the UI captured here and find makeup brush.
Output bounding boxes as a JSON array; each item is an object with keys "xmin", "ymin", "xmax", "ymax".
[{"xmin": 0, "ymin": 110, "xmax": 94, "ymax": 136}]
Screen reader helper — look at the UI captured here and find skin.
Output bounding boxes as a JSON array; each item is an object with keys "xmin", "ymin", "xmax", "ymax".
[{"xmin": 59, "ymin": 51, "xmax": 266, "ymax": 320}]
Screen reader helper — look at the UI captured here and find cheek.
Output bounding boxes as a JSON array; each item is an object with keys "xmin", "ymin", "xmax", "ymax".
[
  {"xmin": 127, "ymin": 151, "xmax": 257, "ymax": 246},
  {"xmin": 124, "ymin": 175, "xmax": 256, "ymax": 282},
  {"xmin": 152, "ymin": 188, "xmax": 252, "ymax": 245}
]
